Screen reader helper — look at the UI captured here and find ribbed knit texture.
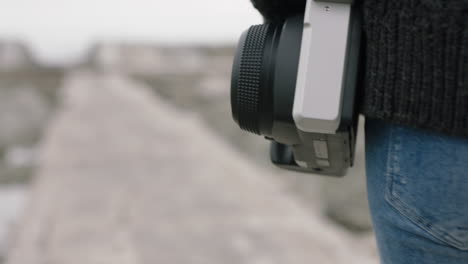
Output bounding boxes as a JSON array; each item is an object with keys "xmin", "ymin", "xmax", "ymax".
[
  {"xmin": 362, "ymin": 0, "xmax": 468, "ymax": 137},
  {"xmin": 251, "ymin": 0, "xmax": 468, "ymax": 138}
]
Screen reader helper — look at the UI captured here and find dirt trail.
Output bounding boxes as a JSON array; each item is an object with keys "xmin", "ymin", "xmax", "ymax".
[{"xmin": 6, "ymin": 72, "xmax": 377, "ymax": 264}]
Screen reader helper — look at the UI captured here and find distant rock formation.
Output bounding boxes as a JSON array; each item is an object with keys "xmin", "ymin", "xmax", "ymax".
[
  {"xmin": 0, "ymin": 86, "xmax": 50, "ymax": 149},
  {"xmin": 86, "ymin": 43, "xmax": 234, "ymax": 76},
  {"xmin": 0, "ymin": 41, "xmax": 36, "ymax": 71}
]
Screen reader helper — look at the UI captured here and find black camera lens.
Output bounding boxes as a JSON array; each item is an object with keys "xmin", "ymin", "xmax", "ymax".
[
  {"xmin": 231, "ymin": 16, "xmax": 304, "ymax": 138},
  {"xmin": 231, "ymin": 23, "xmax": 280, "ymax": 135}
]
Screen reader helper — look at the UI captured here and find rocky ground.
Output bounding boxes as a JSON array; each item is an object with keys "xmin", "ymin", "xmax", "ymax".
[
  {"xmin": 0, "ymin": 43, "xmax": 377, "ymax": 263},
  {"xmin": 90, "ymin": 44, "xmax": 373, "ymax": 232},
  {"xmin": 6, "ymin": 72, "xmax": 378, "ymax": 263}
]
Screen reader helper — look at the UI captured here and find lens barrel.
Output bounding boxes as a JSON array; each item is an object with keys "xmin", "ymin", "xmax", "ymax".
[
  {"xmin": 231, "ymin": 16, "xmax": 304, "ymax": 140},
  {"xmin": 231, "ymin": 24, "xmax": 279, "ymax": 135}
]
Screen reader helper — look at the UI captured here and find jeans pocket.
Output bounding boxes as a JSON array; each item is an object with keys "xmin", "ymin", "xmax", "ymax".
[{"xmin": 384, "ymin": 126, "xmax": 468, "ymax": 250}]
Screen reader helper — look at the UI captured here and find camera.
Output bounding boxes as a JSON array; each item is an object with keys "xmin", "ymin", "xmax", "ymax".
[{"xmin": 231, "ymin": 0, "xmax": 362, "ymax": 176}]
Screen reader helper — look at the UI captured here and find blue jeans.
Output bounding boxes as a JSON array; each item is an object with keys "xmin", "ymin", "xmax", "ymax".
[{"xmin": 365, "ymin": 119, "xmax": 468, "ymax": 264}]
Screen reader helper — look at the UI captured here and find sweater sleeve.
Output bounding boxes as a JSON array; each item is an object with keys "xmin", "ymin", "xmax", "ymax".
[{"xmin": 250, "ymin": 0, "xmax": 306, "ymax": 22}]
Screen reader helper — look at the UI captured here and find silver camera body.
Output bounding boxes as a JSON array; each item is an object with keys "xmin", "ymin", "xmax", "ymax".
[{"xmin": 231, "ymin": 0, "xmax": 362, "ymax": 176}]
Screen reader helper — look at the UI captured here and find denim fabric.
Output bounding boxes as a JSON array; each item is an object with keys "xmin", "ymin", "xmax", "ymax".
[{"xmin": 365, "ymin": 119, "xmax": 468, "ymax": 264}]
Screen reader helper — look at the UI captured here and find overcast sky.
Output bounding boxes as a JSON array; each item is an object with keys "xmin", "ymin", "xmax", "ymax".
[{"xmin": 0, "ymin": 0, "xmax": 262, "ymax": 64}]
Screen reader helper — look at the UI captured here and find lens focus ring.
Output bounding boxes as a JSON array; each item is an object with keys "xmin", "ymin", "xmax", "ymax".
[{"xmin": 235, "ymin": 24, "xmax": 270, "ymax": 134}]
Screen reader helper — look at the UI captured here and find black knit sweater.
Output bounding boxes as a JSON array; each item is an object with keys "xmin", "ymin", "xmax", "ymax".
[{"xmin": 251, "ymin": 0, "xmax": 468, "ymax": 138}]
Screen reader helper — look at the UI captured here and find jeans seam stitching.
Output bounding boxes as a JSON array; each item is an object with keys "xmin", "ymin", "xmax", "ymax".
[
  {"xmin": 383, "ymin": 127, "xmax": 468, "ymax": 250},
  {"xmin": 385, "ymin": 193, "xmax": 467, "ymax": 250}
]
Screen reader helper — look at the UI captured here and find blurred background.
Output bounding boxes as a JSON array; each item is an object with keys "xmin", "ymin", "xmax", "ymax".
[{"xmin": 0, "ymin": 0, "xmax": 378, "ymax": 263}]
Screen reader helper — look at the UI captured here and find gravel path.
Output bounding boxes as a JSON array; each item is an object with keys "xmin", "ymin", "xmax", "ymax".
[{"xmin": 5, "ymin": 72, "xmax": 377, "ymax": 264}]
